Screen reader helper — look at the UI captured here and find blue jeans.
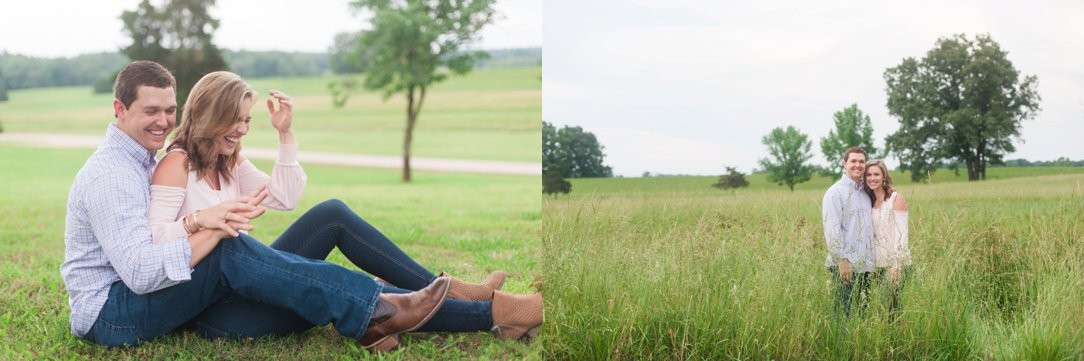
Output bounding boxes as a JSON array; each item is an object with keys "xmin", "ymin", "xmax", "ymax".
[
  {"xmin": 831, "ymin": 268, "xmax": 871, "ymax": 318},
  {"xmin": 85, "ymin": 234, "xmax": 383, "ymax": 347},
  {"xmin": 871, "ymin": 266, "xmax": 910, "ymax": 319},
  {"xmin": 186, "ymin": 199, "xmax": 493, "ymax": 339}
]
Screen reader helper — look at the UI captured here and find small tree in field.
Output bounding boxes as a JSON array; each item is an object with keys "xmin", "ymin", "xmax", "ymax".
[
  {"xmin": 820, "ymin": 104, "xmax": 878, "ymax": 176},
  {"xmin": 713, "ymin": 166, "xmax": 749, "ymax": 190},
  {"xmin": 759, "ymin": 126, "xmax": 814, "ymax": 191},
  {"xmin": 543, "ymin": 171, "xmax": 571, "ymax": 198},
  {"xmin": 340, "ymin": 0, "xmax": 498, "ymax": 182}
]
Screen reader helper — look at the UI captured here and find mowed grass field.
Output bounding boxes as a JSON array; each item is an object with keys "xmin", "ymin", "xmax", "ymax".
[
  {"xmin": 543, "ymin": 169, "xmax": 1084, "ymax": 360},
  {"xmin": 0, "ymin": 67, "xmax": 541, "ymax": 359},
  {"xmin": 0, "ymin": 67, "xmax": 542, "ymax": 162},
  {"xmin": 0, "ymin": 145, "xmax": 541, "ymax": 360}
]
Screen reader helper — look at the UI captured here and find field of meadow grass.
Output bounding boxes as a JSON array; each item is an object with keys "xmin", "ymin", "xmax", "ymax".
[
  {"xmin": 0, "ymin": 144, "xmax": 541, "ymax": 359},
  {"xmin": 543, "ymin": 169, "xmax": 1084, "ymax": 360},
  {"xmin": 0, "ymin": 67, "xmax": 542, "ymax": 162}
]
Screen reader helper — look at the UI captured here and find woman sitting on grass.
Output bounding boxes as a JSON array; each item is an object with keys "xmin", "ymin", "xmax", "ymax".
[
  {"xmin": 147, "ymin": 71, "xmax": 542, "ymax": 350},
  {"xmin": 863, "ymin": 159, "xmax": 911, "ymax": 317}
]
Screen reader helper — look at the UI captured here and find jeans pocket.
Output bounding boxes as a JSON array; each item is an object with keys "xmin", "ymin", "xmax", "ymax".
[{"xmin": 88, "ymin": 318, "xmax": 145, "ymax": 347}]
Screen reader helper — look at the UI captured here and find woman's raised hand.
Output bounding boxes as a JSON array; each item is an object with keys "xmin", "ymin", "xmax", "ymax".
[{"xmin": 267, "ymin": 90, "xmax": 293, "ymax": 136}]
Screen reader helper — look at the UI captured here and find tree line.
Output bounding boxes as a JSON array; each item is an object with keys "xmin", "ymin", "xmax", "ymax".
[
  {"xmin": 0, "ymin": 47, "xmax": 540, "ymax": 94},
  {"xmin": 759, "ymin": 33, "xmax": 1044, "ymax": 190}
]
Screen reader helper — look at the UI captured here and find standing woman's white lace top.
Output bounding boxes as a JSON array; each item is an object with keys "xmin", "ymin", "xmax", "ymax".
[{"xmin": 872, "ymin": 191, "xmax": 911, "ymax": 268}]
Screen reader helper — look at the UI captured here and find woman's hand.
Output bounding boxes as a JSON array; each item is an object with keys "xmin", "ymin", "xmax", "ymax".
[
  {"xmin": 267, "ymin": 90, "xmax": 294, "ymax": 143},
  {"xmin": 889, "ymin": 266, "xmax": 901, "ymax": 287},
  {"xmin": 838, "ymin": 259, "xmax": 853, "ymax": 284},
  {"xmin": 194, "ymin": 186, "xmax": 270, "ymax": 237}
]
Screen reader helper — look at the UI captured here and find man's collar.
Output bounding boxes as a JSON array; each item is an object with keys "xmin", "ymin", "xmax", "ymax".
[
  {"xmin": 840, "ymin": 175, "xmax": 863, "ymax": 190},
  {"xmin": 106, "ymin": 123, "xmax": 158, "ymax": 167}
]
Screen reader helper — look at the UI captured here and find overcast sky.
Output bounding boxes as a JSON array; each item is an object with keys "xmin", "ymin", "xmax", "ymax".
[
  {"xmin": 0, "ymin": 0, "xmax": 541, "ymax": 56},
  {"xmin": 545, "ymin": 0, "xmax": 1084, "ymax": 177}
]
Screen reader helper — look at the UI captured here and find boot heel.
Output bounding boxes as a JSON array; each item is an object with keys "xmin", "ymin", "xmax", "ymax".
[
  {"xmin": 521, "ymin": 326, "xmax": 539, "ymax": 341},
  {"xmin": 490, "ymin": 325, "xmax": 538, "ymax": 341},
  {"xmin": 364, "ymin": 335, "xmax": 400, "ymax": 352}
]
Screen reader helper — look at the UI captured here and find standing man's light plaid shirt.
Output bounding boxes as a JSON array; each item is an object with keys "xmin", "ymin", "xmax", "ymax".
[
  {"xmin": 822, "ymin": 174, "xmax": 874, "ymax": 273},
  {"xmin": 60, "ymin": 124, "xmax": 193, "ymax": 337}
]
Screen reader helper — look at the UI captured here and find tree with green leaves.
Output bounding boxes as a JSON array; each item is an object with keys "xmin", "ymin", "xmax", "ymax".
[
  {"xmin": 884, "ymin": 33, "xmax": 1040, "ymax": 182},
  {"xmin": 543, "ymin": 121, "xmax": 613, "ymax": 178},
  {"xmin": 0, "ymin": 66, "xmax": 6, "ymax": 132},
  {"xmin": 820, "ymin": 104, "xmax": 878, "ymax": 176},
  {"xmin": 120, "ymin": 0, "xmax": 228, "ymax": 122},
  {"xmin": 328, "ymin": 32, "xmax": 370, "ymax": 75},
  {"xmin": 542, "ymin": 121, "xmax": 558, "ymax": 174},
  {"xmin": 712, "ymin": 166, "xmax": 749, "ymax": 190},
  {"xmin": 0, "ymin": 65, "xmax": 9, "ymax": 102},
  {"xmin": 337, "ymin": 0, "xmax": 498, "ymax": 182},
  {"xmin": 759, "ymin": 126, "xmax": 814, "ymax": 191},
  {"xmin": 542, "ymin": 170, "xmax": 572, "ymax": 197}
]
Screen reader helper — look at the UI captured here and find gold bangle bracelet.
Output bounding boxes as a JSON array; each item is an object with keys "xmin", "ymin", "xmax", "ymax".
[
  {"xmin": 184, "ymin": 214, "xmax": 197, "ymax": 234},
  {"xmin": 192, "ymin": 210, "xmax": 202, "ymax": 231}
]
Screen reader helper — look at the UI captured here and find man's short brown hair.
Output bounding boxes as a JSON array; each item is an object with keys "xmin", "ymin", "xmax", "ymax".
[
  {"xmin": 113, "ymin": 61, "xmax": 176, "ymax": 110},
  {"xmin": 843, "ymin": 146, "xmax": 868, "ymax": 163}
]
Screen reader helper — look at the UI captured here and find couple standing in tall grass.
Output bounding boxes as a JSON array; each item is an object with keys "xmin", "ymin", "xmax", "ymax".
[
  {"xmin": 60, "ymin": 61, "xmax": 542, "ymax": 352},
  {"xmin": 823, "ymin": 146, "xmax": 911, "ymax": 318}
]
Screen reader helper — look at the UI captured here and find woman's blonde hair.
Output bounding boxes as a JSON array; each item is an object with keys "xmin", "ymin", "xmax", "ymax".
[
  {"xmin": 864, "ymin": 160, "xmax": 896, "ymax": 206},
  {"xmin": 168, "ymin": 71, "xmax": 254, "ymax": 184}
]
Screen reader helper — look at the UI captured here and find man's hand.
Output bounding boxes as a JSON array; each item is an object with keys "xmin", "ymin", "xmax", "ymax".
[
  {"xmin": 838, "ymin": 259, "xmax": 853, "ymax": 284},
  {"xmin": 889, "ymin": 266, "xmax": 901, "ymax": 287}
]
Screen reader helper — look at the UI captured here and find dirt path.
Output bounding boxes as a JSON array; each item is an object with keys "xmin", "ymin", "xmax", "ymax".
[{"xmin": 0, "ymin": 133, "xmax": 540, "ymax": 176}]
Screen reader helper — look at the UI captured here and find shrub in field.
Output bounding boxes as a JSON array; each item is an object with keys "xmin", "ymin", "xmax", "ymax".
[
  {"xmin": 543, "ymin": 170, "xmax": 572, "ymax": 197},
  {"xmin": 712, "ymin": 166, "xmax": 749, "ymax": 190}
]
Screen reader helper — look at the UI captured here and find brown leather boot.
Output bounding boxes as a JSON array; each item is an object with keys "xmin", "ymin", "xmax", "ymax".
[
  {"xmin": 490, "ymin": 290, "xmax": 542, "ymax": 341},
  {"xmin": 359, "ymin": 276, "xmax": 450, "ymax": 351},
  {"xmin": 441, "ymin": 271, "xmax": 506, "ymax": 301}
]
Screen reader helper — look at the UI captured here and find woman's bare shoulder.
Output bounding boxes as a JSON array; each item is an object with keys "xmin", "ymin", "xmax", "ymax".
[
  {"xmin": 893, "ymin": 192, "xmax": 908, "ymax": 212},
  {"xmin": 152, "ymin": 151, "xmax": 190, "ymax": 187}
]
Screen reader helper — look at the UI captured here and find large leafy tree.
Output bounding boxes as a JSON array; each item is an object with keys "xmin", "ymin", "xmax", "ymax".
[
  {"xmin": 820, "ymin": 104, "xmax": 878, "ymax": 176},
  {"xmin": 120, "ymin": 0, "xmax": 228, "ymax": 122},
  {"xmin": 884, "ymin": 33, "xmax": 1040, "ymax": 181},
  {"xmin": 341, "ymin": 0, "xmax": 498, "ymax": 182},
  {"xmin": 759, "ymin": 126, "xmax": 814, "ymax": 191},
  {"xmin": 542, "ymin": 121, "xmax": 613, "ymax": 178}
]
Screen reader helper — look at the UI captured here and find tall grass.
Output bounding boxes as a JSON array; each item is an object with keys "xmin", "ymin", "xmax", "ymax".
[{"xmin": 543, "ymin": 172, "xmax": 1084, "ymax": 359}]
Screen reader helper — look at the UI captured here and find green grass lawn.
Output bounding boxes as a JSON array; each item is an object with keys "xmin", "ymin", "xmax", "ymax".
[
  {"xmin": 0, "ymin": 144, "xmax": 542, "ymax": 360},
  {"xmin": 0, "ymin": 67, "xmax": 542, "ymax": 162},
  {"xmin": 543, "ymin": 169, "xmax": 1084, "ymax": 359}
]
